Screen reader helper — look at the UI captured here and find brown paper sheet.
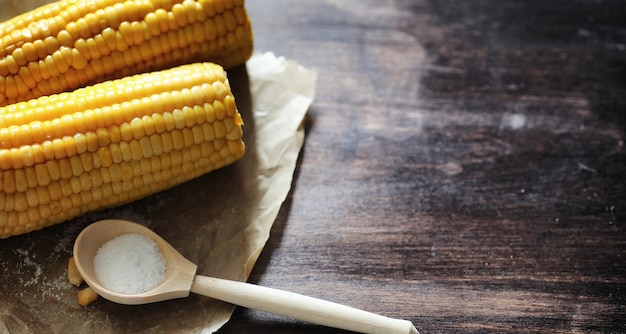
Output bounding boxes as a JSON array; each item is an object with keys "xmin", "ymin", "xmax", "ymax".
[{"xmin": 0, "ymin": 52, "xmax": 317, "ymax": 333}]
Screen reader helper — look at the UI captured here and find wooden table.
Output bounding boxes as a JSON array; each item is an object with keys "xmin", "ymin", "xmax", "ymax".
[
  {"xmin": 220, "ymin": 1, "xmax": 626, "ymax": 333},
  {"xmin": 0, "ymin": 0, "xmax": 623, "ymax": 333}
]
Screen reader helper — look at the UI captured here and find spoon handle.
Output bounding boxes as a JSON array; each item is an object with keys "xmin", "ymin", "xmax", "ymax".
[{"xmin": 190, "ymin": 275, "xmax": 418, "ymax": 334}]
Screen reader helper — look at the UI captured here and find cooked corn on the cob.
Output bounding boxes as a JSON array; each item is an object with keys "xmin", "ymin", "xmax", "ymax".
[
  {"xmin": 0, "ymin": 0, "xmax": 254, "ymax": 106},
  {"xmin": 0, "ymin": 62, "xmax": 245, "ymax": 238}
]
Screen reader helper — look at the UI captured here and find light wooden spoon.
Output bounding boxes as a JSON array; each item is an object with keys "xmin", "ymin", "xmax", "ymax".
[{"xmin": 73, "ymin": 219, "xmax": 419, "ymax": 334}]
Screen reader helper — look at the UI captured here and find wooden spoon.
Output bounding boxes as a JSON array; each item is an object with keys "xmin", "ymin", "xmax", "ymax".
[{"xmin": 73, "ymin": 219, "xmax": 419, "ymax": 334}]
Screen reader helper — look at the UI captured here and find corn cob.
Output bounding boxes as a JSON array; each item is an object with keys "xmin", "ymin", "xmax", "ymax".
[
  {"xmin": 0, "ymin": 0, "xmax": 254, "ymax": 106},
  {"xmin": 0, "ymin": 62, "xmax": 245, "ymax": 238}
]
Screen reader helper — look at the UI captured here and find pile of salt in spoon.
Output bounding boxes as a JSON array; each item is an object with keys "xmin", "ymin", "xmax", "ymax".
[{"xmin": 93, "ymin": 233, "xmax": 166, "ymax": 295}]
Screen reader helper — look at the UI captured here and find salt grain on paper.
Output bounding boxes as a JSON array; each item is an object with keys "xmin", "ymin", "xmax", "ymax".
[{"xmin": 94, "ymin": 233, "xmax": 166, "ymax": 295}]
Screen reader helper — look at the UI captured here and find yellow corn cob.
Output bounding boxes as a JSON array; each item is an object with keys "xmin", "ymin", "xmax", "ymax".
[
  {"xmin": 0, "ymin": 62, "xmax": 245, "ymax": 238},
  {"xmin": 0, "ymin": 0, "xmax": 254, "ymax": 106}
]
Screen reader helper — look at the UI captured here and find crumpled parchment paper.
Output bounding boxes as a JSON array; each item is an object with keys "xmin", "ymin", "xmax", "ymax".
[{"xmin": 0, "ymin": 52, "xmax": 317, "ymax": 333}]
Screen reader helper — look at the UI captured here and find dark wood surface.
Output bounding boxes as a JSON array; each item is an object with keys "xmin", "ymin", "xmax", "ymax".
[{"xmin": 220, "ymin": 1, "xmax": 626, "ymax": 333}]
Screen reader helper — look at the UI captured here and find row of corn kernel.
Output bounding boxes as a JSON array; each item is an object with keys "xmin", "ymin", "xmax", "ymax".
[
  {"xmin": 0, "ymin": 63, "xmax": 227, "ymax": 115},
  {"xmin": 0, "ymin": 98, "xmax": 241, "ymax": 171},
  {"xmin": 0, "ymin": 83, "xmax": 234, "ymax": 149},
  {"xmin": 0, "ymin": 131, "xmax": 241, "ymax": 200},
  {"xmin": 0, "ymin": 63, "xmax": 230, "ymax": 135},
  {"xmin": 0, "ymin": 0, "xmax": 245, "ymax": 53}
]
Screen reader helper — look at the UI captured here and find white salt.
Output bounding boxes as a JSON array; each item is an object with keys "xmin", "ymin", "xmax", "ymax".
[{"xmin": 93, "ymin": 233, "xmax": 166, "ymax": 295}]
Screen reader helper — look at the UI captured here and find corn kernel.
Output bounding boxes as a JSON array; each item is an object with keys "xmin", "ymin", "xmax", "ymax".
[{"xmin": 0, "ymin": 63, "xmax": 244, "ymax": 238}]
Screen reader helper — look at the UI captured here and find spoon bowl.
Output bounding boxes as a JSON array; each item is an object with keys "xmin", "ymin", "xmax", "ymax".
[
  {"xmin": 73, "ymin": 219, "xmax": 419, "ymax": 334},
  {"xmin": 73, "ymin": 219, "xmax": 197, "ymax": 304}
]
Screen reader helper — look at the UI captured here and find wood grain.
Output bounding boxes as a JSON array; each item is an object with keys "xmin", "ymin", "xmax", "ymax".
[{"xmin": 220, "ymin": 0, "xmax": 625, "ymax": 333}]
